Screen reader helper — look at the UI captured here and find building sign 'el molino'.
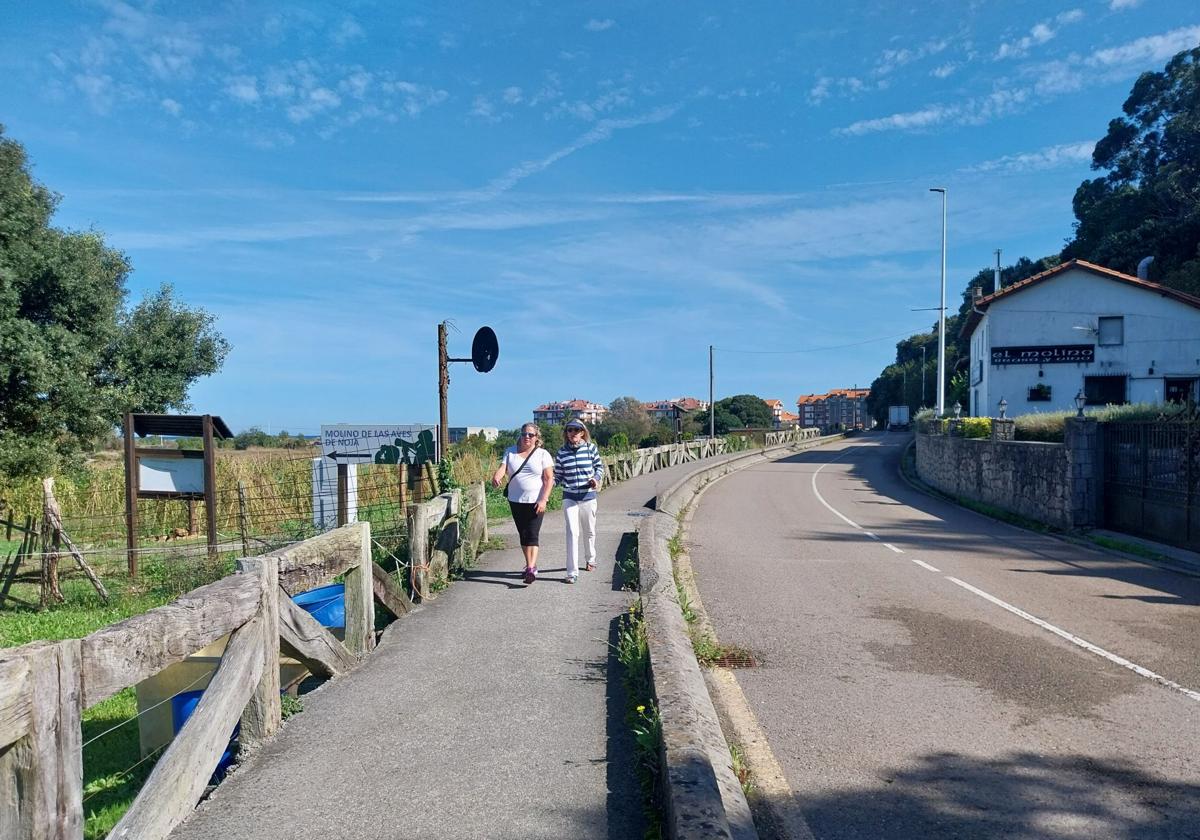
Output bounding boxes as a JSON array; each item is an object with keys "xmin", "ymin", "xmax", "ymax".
[{"xmin": 991, "ymin": 344, "xmax": 1095, "ymax": 365}]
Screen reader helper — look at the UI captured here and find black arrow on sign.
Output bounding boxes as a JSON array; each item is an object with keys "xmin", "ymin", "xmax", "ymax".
[{"xmin": 326, "ymin": 451, "xmax": 375, "ymax": 461}]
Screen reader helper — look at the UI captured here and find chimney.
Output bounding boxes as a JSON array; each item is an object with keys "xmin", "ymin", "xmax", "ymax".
[
  {"xmin": 972, "ymin": 285, "xmax": 983, "ymax": 302},
  {"xmin": 1137, "ymin": 255, "xmax": 1154, "ymax": 281},
  {"xmin": 994, "ymin": 248, "xmax": 1002, "ymax": 290}
]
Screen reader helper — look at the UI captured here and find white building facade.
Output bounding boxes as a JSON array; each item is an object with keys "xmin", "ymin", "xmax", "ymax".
[{"xmin": 963, "ymin": 260, "xmax": 1200, "ymax": 417}]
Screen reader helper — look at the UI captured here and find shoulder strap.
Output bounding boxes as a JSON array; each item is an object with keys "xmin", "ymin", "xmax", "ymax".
[{"xmin": 506, "ymin": 447, "xmax": 539, "ymax": 491}]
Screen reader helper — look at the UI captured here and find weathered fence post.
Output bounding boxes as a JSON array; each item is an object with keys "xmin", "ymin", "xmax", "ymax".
[
  {"xmin": 40, "ymin": 480, "xmax": 63, "ymax": 607},
  {"xmin": 406, "ymin": 504, "xmax": 429, "ymax": 601},
  {"xmin": 237, "ymin": 556, "xmax": 281, "ymax": 751},
  {"xmin": 0, "ymin": 640, "xmax": 84, "ymax": 840},
  {"xmin": 343, "ymin": 521, "xmax": 375, "ymax": 655},
  {"xmin": 237, "ymin": 481, "xmax": 249, "ymax": 556}
]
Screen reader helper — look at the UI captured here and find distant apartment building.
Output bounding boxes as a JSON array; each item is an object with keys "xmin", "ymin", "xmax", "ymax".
[
  {"xmin": 764, "ymin": 399, "xmax": 785, "ymax": 427},
  {"xmin": 796, "ymin": 389, "xmax": 871, "ymax": 430},
  {"xmin": 532, "ymin": 399, "xmax": 608, "ymax": 425},
  {"xmin": 449, "ymin": 426, "xmax": 499, "ymax": 444},
  {"xmin": 643, "ymin": 397, "xmax": 709, "ymax": 422}
]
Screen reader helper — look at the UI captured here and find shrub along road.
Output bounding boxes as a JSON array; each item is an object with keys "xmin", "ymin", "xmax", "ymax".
[{"xmin": 688, "ymin": 432, "xmax": 1200, "ymax": 840}]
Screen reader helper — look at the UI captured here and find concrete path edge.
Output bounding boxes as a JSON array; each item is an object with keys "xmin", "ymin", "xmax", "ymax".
[{"xmin": 638, "ymin": 434, "xmax": 843, "ymax": 840}]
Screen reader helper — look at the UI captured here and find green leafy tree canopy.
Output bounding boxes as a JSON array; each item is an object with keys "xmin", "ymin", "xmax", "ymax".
[
  {"xmin": 712, "ymin": 395, "xmax": 772, "ymax": 432},
  {"xmin": 0, "ymin": 127, "xmax": 230, "ymax": 478},
  {"xmin": 1064, "ymin": 46, "xmax": 1200, "ymax": 293}
]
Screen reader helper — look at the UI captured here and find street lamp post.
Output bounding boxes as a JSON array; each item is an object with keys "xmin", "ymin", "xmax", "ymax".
[{"xmin": 930, "ymin": 187, "xmax": 947, "ymax": 416}]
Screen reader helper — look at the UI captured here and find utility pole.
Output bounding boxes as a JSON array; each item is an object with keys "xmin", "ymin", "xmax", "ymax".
[
  {"xmin": 994, "ymin": 248, "xmax": 1002, "ymax": 291},
  {"xmin": 930, "ymin": 187, "xmax": 947, "ymax": 416},
  {"xmin": 438, "ymin": 321, "xmax": 449, "ymax": 458},
  {"xmin": 708, "ymin": 345, "xmax": 715, "ymax": 439}
]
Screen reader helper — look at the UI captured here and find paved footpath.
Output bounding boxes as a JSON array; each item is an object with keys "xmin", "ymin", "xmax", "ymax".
[{"xmin": 170, "ymin": 459, "xmax": 706, "ymax": 840}]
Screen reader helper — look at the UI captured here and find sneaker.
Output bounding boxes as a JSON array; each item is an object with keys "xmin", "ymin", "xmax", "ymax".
[
  {"xmin": 565, "ymin": 574, "xmax": 578, "ymax": 584},
  {"xmin": 523, "ymin": 567, "xmax": 538, "ymax": 585}
]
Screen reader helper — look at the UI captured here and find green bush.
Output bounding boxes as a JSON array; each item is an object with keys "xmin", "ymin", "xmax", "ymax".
[
  {"xmin": 961, "ymin": 418, "xmax": 992, "ymax": 439},
  {"xmin": 1014, "ymin": 402, "xmax": 1187, "ymax": 443}
]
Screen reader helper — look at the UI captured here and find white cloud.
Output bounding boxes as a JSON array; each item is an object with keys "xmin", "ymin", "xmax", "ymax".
[
  {"xmin": 931, "ymin": 62, "xmax": 958, "ymax": 79},
  {"xmin": 1109, "ymin": 0, "xmax": 1142, "ymax": 9},
  {"xmin": 962, "ymin": 141, "xmax": 1095, "ymax": 173},
  {"xmin": 995, "ymin": 10, "xmax": 1084, "ymax": 59},
  {"xmin": 502, "ymin": 86, "xmax": 523, "ymax": 105},
  {"xmin": 1086, "ymin": 25, "xmax": 1200, "ymax": 68},
  {"xmin": 226, "ymin": 75, "xmax": 260, "ymax": 103},
  {"xmin": 74, "ymin": 73, "xmax": 116, "ymax": 113},
  {"xmin": 160, "ymin": 97, "xmax": 182, "ymax": 116},
  {"xmin": 482, "ymin": 105, "xmax": 679, "ymax": 198},
  {"xmin": 470, "ymin": 95, "xmax": 497, "ymax": 121},
  {"xmin": 877, "ymin": 38, "xmax": 949, "ymax": 75},
  {"xmin": 332, "ymin": 17, "xmax": 365, "ymax": 46},
  {"xmin": 838, "ymin": 104, "xmax": 956, "ymax": 135},
  {"xmin": 585, "ymin": 19, "xmax": 616, "ymax": 32}
]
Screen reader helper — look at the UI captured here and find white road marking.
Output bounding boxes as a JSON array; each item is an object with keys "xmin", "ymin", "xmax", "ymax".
[
  {"xmin": 808, "ymin": 441, "xmax": 1200, "ymax": 703},
  {"xmin": 811, "ymin": 450, "xmax": 864, "ymax": 531},
  {"xmin": 865, "ymin": 532, "xmax": 880, "ymax": 540},
  {"xmin": 947, "ymin": 577, "xmax": 1200, "ymax": 703}
]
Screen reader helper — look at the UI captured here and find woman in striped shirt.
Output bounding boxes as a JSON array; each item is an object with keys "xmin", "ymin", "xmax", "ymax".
[{"xmin": 554, "ymin": 419, "xmax": 604, "ymax": 583}]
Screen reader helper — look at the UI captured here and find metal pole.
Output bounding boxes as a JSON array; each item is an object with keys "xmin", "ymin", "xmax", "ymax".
[
  {"xmin": 922, "ymin": 345, "xmax": 927, "ymax": 407},
  {"xmin": 123, "ymin": 412, "xmax": 138, "ymax": 577},
  {"xmin": 438, "ymin": 321, "xmax": 449, "ymax": 460},
  {"xmin": 709, "ymin": 345, "xmax": 715, "ymax": 439},
  {"xmin": 930, "ymin": 187, "xmax": 947, "ymax": 415}
]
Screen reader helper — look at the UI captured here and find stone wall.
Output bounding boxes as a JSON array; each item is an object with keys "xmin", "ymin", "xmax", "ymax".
[{"xmin": 916, "ymin": 433, "xmax": 1073, "ymax": 528}]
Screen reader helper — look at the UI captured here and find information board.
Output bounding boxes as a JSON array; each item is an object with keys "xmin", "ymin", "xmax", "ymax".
[{"xmin": 319, "ymin": 424, "xmax": 440, "ymax": 465}]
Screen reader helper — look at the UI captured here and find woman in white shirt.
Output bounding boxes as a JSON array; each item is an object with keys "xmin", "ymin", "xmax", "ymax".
[{"xmin": 491, "ymin": 423, "xmax": 555, "ymax": 584}]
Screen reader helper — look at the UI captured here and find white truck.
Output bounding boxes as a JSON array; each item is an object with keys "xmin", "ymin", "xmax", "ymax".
[{"xmin": 887, "ymin": 405, "xmax": 910, "ymax": 430}]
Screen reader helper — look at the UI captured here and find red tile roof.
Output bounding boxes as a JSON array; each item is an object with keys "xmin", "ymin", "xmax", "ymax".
[{"xmin": 961, "ymin": 259, "xmax": 1200, "ymax": 339}]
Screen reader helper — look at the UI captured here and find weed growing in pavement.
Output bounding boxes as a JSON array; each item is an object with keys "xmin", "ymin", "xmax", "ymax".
[
  {"xmin": 280, "ymin": 695, "xmax": 304, "ymax": 720},
  {"xmin": 616, "ymin": 534, "xmax": 639, "ymax": 590},
  {"xmin": 729, "ymin": 742, "xmax": 755, "ymax": 798},
  {"xmin": 615, "ymin": 600, "xmax": 664, "ymax": 840}
]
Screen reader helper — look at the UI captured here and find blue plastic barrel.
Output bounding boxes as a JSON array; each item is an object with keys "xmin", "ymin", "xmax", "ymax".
[
  {"xmin": 291, "ymin": 583, "xmax": 345, "ymax": 629},
  {"xmin": 172, "ymin": 690, "xmax": 238, "ymax": 780}
]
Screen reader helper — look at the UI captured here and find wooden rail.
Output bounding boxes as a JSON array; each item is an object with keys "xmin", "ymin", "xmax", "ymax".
[{"xmin": 0, "ymin": 521, "xmax": 378, "ymax": 840}]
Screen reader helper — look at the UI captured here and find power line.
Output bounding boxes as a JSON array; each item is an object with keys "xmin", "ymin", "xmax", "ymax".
[{"xmin": 715, "ymin": 327, "xmax": 933, "ymax": 355}]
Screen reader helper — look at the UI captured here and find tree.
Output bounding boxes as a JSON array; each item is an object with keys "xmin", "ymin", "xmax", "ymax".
[
  {"xmin": 0, "ymin": 127, "xmax": 230, "ymax": 478},
  {"xmin": 1063, "ymin": 46, "xmax": 1200, "ymax": 294},
  {"xmin": 713, "ymin": 395, "xmax": 773, "ymax": 430},
  {"xmin": 604, "ymin": 396, "xmax": 651, "ymax": 443}
]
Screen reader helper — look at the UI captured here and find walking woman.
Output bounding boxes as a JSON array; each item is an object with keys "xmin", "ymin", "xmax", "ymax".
[
  {"xmin": 554, "ymin": 419, "xmax": 604, "ymax": 584},
  {"xmin": 492, "ymin": 423, "xmax": 554, "ymax": 584}
]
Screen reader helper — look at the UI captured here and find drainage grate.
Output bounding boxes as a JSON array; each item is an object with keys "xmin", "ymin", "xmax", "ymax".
[{"xmin": 709, "ymin": 652, "xmax": 758, "ymax": 668}]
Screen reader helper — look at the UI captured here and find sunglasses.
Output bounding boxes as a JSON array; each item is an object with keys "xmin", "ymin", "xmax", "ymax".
[{"xmin": 521, "ymin": 432, "xmax": 538, "ymax": 438}]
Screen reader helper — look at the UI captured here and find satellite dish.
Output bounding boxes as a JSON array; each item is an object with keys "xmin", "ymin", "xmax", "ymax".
[{"xmin": 471, "ymin": 327, "xmax": 499, "ymax": 373}]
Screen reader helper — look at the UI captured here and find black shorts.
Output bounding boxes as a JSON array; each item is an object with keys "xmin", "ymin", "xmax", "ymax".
[{"xmin": 509, "ymin": 500, "xmax": 545, "ymax": 547}]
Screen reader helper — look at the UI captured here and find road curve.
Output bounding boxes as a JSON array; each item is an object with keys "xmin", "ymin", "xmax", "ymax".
[{"xmin": 688, "ymin": 432, "xmax": 1200, "ymax": 840}]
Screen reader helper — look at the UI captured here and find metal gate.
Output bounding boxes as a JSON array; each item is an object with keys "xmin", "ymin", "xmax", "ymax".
[{"xmin": 1102, "ymin": 412, "xmax": 1200, "ymax": 552}]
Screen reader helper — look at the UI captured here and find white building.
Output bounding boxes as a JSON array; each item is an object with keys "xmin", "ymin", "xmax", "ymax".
[
  {"xmin": 962, "ymin": 259, "xmax": 1200, "ymax": 417},
  {"xmin": 448, "ymin": 426, "xmax": 499, "ymax": 443}
]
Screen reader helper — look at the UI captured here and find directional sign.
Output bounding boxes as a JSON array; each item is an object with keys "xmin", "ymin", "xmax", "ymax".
[{"xmin": 320, "ymin": 424, "xmax": 440, "ymax": 466}]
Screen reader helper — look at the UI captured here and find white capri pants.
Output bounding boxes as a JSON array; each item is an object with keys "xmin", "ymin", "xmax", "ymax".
[{"xmin": 563, "ymin": 498, "xmax": 598, "ymax": 576}]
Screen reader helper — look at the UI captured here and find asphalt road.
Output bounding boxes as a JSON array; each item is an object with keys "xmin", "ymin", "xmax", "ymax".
[{"xmin": 688, "ymin": 432, "xmax": 1200, "ymax": 840}]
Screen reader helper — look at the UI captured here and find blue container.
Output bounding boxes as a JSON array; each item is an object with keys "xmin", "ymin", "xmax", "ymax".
[
  {"xmin": 292, "ymin": 583, "xmax": 345, "ymax": 629},
  {"xmin": 172, "ymin": 690, "xmax": 238, "ymax": 781}
]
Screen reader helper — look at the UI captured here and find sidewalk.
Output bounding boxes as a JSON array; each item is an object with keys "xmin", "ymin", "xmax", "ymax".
[
  {"xmin": 169, "ymin": 460, "xmax": 705, "ymax": 840},
  {"xmin": 1085, "ymin": 528, "xmax": 1200, "ymax": 577}
]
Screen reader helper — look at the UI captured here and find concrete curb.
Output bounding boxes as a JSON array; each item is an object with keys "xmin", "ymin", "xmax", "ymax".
[{"xmin": 638, "ymin": 433, "xmax": 840, "ymax": 840}]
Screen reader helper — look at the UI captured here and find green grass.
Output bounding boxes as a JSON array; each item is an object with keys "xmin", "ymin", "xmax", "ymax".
[
  {"xmin": 1088, "ymin": 534, "xmax": 1174, "ymax": 564},
  {"xmin": 616, "ymin": 535, "xmax": 639, "ymax": 591},
  {"xmin": 81, "ymin": 688, "xmax": 160, "ymax": 840},
  {"xmin": 615, "ymin": 600, "xmax": 664, "ymax": 840},
  {"xmin": 484, "ymin": 484, "xmax": 563, "ymax": 521}
]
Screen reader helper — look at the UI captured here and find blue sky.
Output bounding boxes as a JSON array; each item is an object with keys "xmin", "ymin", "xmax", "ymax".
[{"xmin": 2, "ymin": 1, "xmax": 1197, "ymax": 433}]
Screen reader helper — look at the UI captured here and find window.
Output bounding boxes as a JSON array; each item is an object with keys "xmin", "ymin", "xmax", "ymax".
[
  {"xmin": 1084, "ymin": 375, "xmax": 1127, "ymax": 406},
  {"xmin": 1097, "ymin": 316, "xmax": 1124, "ymax": 346}
]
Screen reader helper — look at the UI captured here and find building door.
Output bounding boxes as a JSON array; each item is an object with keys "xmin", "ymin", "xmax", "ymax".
[{"xmin": 1165, "ymin": 378, "xmax": 1198, "ymax": 404}]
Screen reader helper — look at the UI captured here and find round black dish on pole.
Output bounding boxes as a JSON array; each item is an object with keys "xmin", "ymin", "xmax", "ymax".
[{"xmin": 470, "ymin": 326, "xmax": 499, "ymax": 373}]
